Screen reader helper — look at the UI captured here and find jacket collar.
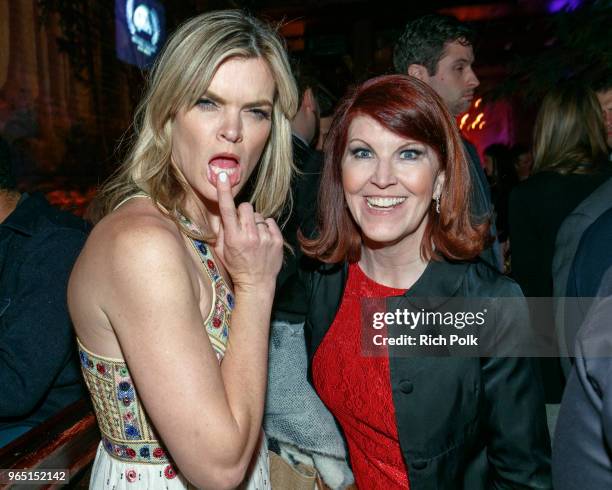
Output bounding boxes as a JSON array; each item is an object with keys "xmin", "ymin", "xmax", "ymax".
[
  {"xmin": 306, "ymin": 258, "xmax": 473, "ymax": 368},
  {"xmin": 292, "ymin": 133, "xmax": 311, "ymax": 150},
  {"xmin": 0, "ymin": 193, "xmax": 41, "ymax": 237},
  {"xmin": 318, "ymin": 257, "xmax": 470, "ymax": 297},
  {"xmin": 322, "ymin": 258, "xmax": 471, "ymax": 309},
  {"xmin": 408, "ymin": 259, "xmax": 470, "ymax": 300}
]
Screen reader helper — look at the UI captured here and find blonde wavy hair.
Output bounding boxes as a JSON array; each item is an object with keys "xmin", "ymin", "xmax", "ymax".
[
  {"xmin": 532, "ymin": 83, "xmax": 608, "ymax": 175},
  {"xmin": 91, "ymin": 10, "xmax": 298, "ymax": 238}
]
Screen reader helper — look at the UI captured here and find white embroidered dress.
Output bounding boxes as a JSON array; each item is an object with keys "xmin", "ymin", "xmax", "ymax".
[{"xmin": 78, "ymin": 208, "xmax": 270, "ymax": 489}]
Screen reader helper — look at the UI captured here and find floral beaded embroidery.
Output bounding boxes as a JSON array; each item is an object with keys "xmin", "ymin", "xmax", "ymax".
[
  {"xmin": 177, "ymin": 213, "xmax": 233, "ymax": 361},
  {"xmin": 125, "ymin": 469, "xmax": 137, "ymax": 483},
  {"xmin": 99, "ymin": 436, "xmax": 168, "ymax": 464},
  {"xmin": 179, "ymin": 216, "xmax": 235, "ymax": 361},
  {"xmin": 164, "ymin": 465, "xmax": 177, "ymax": 479},
  {"xmin": 78, "ymin": 342, "xmax": 168, "ymax": 465}
]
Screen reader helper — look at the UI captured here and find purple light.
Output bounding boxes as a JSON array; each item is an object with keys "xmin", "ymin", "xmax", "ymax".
[{"xmin": 548, "ymin": 0, "xmax": 582, "ymax": 13}]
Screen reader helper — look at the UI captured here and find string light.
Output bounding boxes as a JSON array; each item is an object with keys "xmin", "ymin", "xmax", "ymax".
[
  {"xmin": 461, "ymin": 102, "xmax": 488, "ymax": 132},
  {"xmin": 470, "ymin": 112, "xmax": 484, "ymax": 129}
]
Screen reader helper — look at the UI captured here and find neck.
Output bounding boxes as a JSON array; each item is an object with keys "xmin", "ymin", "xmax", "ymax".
[
  {"xmin": 291, "ymin": 113, "xmax": 314, "ymax": 146},
  {"xmin": 359, "ymin": 237, "xmax": 428, "ymax": 290},
  {"xmin": 184, "ymin": 194, "xmax": 222, "ymax": 238},
  {"xmin": 0, "ymin": 190, "xmax": 21, "ymax": 223}
]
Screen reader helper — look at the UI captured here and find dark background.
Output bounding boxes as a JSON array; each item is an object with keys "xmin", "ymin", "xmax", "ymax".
[{"xmin": 0, "ymin": 0, "xmax": 608, "ymax": 213}]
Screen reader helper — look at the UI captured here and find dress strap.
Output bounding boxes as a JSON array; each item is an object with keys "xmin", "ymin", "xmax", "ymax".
[{"xmin": 113, "ymin": 191, "xmax": 151, "ymax": 211}]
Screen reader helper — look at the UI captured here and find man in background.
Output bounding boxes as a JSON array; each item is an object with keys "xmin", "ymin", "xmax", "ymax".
[
  {"xmin": 265, "ymin": 60, "xmax": 354, "ymax": 489},
  {"xmin": 275, "ymin": 57, "xmax": 333, "ymax": 320},
  {"xmin": 393, "ymin": 14, "xmax": 501, "ymax": 270},
  {"xmin": 0, "ymin": 142, "xmax": 87, "ymax": 446}
]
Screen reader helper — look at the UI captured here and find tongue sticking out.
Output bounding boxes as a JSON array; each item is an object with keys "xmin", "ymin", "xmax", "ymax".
[{"xmin": 208, "ymin": 158, "xmax": 241, "ymax": 187}]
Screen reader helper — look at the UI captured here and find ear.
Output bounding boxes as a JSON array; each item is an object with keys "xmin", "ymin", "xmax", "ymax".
[
  {"xmin": 407, "ymin": 64, "xmax": 429, "ymax": 83},
  {"xmin": 433, "ymin": 171, "xmax": 446, "ymax": 200}
]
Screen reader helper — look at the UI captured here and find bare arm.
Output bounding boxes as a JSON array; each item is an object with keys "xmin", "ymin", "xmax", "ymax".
[{"xmin": 72, "ymin": 176, "xmax": 282, "ymax": 489}]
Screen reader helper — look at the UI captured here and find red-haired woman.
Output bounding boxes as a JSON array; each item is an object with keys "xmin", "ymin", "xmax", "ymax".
[{"xmin": 299, "ymin": 75, "xmax": 552, "ymax": 489}]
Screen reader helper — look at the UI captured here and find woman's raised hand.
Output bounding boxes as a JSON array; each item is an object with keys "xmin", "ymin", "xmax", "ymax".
[{"xmin": 214, "ymin": 171, "xmax": 284, "ymax": 292}]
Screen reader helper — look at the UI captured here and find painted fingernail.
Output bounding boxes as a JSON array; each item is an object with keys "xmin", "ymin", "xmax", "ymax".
[{"xmin": 218, "ymin": 172, "xmax": 227, "ymax": 183}]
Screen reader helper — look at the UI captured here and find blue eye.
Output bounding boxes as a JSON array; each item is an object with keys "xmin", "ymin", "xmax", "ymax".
[
  {"xmin": 196, "ymin": 98, "xmax": 217, "ymax": 110},
  {"xmin": 250, "ymin": 108, "xmax": 271, "ymax": 121},
  {"xmin": 399, "ymin": 149, "xmax": 423, "ymax": 160},
  {"xmin": 351, "ymin": 148, "xmax": 372, "ymax": 159}
]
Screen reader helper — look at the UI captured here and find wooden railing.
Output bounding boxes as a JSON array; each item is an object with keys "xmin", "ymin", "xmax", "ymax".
[{"xmin": 0, "ymin": 398, "xmax": 100, "ymax": 489}]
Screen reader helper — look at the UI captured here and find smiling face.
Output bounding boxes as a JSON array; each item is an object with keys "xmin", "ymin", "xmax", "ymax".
[
  {"xmin": 171, "ymin": 56, "xmax": 276, "ymax": 205},
  {"xmin": 425, "ymin": 40, "xmax": 479, "ymax": 116},
  {"xmin": 342, "ymin": 115, "xmax": 445, "ymax": 251}
]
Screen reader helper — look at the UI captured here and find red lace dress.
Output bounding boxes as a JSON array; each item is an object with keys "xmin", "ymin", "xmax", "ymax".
[{"xmin": 312, "ymin": 263, "xmax": 410, "ymax": 489}]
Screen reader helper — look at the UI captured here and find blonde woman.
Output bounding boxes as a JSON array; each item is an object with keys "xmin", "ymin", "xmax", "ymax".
[
  {"xmin": 509, "ymin": 83, "xmax": 611, "ymax": 403},
  {"xmin": 510, "ymin": 83, "xmax": 610, "ymax": 300},
  {"xmin": 68, "ymin": 10, "xmax": 297, "ymax": 489}
]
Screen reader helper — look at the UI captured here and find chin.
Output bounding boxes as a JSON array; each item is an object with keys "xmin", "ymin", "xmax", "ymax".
[
  {"xmin": 360, "ymin": 220, "xmax": 426, "ymax": 250},
  {"xmin": 362, "ymin": 231, "xmax": 408, "ymax": 249}
]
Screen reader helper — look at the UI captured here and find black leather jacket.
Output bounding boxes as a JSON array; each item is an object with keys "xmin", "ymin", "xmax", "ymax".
[{"xmin": 303, "ymin": 258, "xmax": 552, "ymax": 489}]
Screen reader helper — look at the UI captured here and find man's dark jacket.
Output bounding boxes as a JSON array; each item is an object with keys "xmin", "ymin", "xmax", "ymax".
[
  {"xmin": 0, "ymin": 193, "xmax": 87, "ymax": 437},
  {"xmin": 274, "ymin": 135, "xmax": 322, "ymax": 322},
  {"xmin": 463, "ymin": 139, "xmax": 501, "ymax": 271},
  {"xmin": 302, "ymin": 258, "xmax": 552, "ymax": 489},
  {"xmin": 553, "ymin": 209, "xmax": 612, "ymax": 490}
]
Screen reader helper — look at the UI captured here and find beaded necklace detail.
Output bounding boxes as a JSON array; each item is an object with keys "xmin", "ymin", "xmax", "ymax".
[{"xmin": 178, "ymin": 213, "xmax": 234, "ymax": 361}]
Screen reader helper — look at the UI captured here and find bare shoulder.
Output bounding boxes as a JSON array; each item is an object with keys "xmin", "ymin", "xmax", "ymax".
[
  {"xmin": 88, "ymin": 199, "xmax": 185, "ymax": 268},
  {"xmin": 71, "ymin": 198, "xmax": 197, "ymax": 304}
]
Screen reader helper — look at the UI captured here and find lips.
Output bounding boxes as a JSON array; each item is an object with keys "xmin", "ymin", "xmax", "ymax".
[
  {"xmin": 366, "ymin": 196, "xmax": 406, "ymax": 208},
  {"xmin": 207, "ymin": 153, "xmax": 241, "ymax": 187},
  {"xmin": 365, "ymin": 196, "xmax": 407, "ymax": 213}
]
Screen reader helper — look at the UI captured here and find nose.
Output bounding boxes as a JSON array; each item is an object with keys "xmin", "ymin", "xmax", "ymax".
[
  {"xmin": 370, "ymin": 157, "xmax": 397, "ymax": 188},
  {"xmin": 218, "ymin": 111, "xmax": 243, "ymax": 143},
  {"xmin": 466, "ymin": 66, "xmax": 479, "ymax": 89}
]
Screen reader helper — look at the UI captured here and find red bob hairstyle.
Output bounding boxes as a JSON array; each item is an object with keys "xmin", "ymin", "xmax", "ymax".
[{"xmin": 300, "ymin": 74, "xmax": 489, "ymax": 263}]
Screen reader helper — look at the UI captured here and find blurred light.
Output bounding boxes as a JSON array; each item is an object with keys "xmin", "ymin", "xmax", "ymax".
[
  {"xmin": 474, "ymin": 98, "xmax": 482, "ymax": 108},
  {"xmin": 548, "ymin": 0, "xmax": 582, "ymax": 13},
  {"xmin": 46, "ymin": 189, "xmax": 96, "ymax": 216},
  {"xmin": 439, "ymin": 4, "xmax": 513, "ymax": 21},
  {"xmin": 280, "ymin": 20, "xmax": 305, "ymax": 37},
  {"xmin": 287, "ymin": 39, "xmax": 305, "ymax": 51},
  {"xmin": 471, "ymin": 112, "xmax": 484, "ymax": 130},
  {"xmin": 479, "ymin": 121, "xmax": 485, "ymax": 130},
  {"xmin": 460, "ymin": 113, "xmax": 470, "ymax": 130}
]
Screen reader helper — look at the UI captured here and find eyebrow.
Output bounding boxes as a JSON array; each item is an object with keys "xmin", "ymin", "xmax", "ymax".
[
  {"xmin": 347, "ymin": 137, "xmax": 426, "ymax": 151},
  {"xmin": 453, "ymin": 58, "xmax": 473, "ymax": 65},
  {"xmin": 203, "ymin": 89, "xmax": 273, "ymax": 108}
]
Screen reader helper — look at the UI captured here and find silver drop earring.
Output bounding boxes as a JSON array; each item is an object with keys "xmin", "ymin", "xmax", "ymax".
[{"xmin": 435, "ymin": 195, "xmax": 440, "ymax": 214}]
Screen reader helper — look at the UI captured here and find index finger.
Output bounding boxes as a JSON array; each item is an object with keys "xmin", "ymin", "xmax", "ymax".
[{"xmin": 216, "ymin": 171, "xmax": 239, "ymax": 231}]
